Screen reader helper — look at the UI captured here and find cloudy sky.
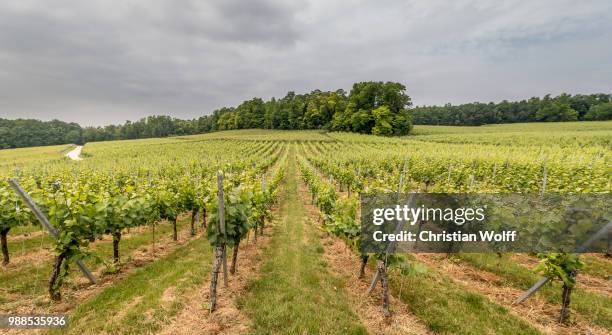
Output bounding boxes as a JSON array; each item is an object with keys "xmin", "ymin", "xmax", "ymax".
[{"xmin": 1, "ymin": 0, "xmax": 611, "ymax": 126}]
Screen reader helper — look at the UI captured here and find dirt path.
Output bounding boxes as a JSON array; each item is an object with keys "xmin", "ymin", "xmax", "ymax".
[{"xmin": 66, "ymin": 145, "xmax": 83, "ymax": 161}]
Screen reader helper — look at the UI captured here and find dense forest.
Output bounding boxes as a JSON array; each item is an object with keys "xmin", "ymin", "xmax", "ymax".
[
  {"xmin": 1, "ymin": 82, "xmax": 611, "ymax": 149},
  {"xmin": 412, "ymin": 93, "xmax": 612, "ymax": 125},
  {"xmin": 197, "ymin": 81, "xmax": 412, "ymax": 135}
]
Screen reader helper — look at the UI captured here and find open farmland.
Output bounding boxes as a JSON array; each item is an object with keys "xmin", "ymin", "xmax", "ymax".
[{"xmin": 0, "ymin": 121, "xmax": 610, "ymax": 335}]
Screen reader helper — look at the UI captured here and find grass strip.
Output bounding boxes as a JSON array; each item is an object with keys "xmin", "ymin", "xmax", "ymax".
[
  {"xmin": 238, "ymin": 150, "xmax": 367, "ymax": 335},
  {"xmin": 51, "ymin": 235, "xmax": 212, "ymax": 334}
]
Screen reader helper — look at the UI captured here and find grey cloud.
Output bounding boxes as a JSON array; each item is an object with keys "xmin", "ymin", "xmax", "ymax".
[
  {"xmin": 0, "ymin": 0, "xmax": 610, "ymax": 126},
  {"xmin": 157, "ymin": 0, "xmax": 304, "ymax": 46}
]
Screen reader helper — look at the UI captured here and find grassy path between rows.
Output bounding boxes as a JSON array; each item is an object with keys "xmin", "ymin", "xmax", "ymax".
[
  {"xmin": 238, "ymin": 150, "xmax": 367, "ymax": 334},
  {"xmin": 1, "ymin": 218, "xmax": 193, "ymax": 313},
  {"xmin": 50, "ymin": 235, "xmax": 213, "ymax": 335}
]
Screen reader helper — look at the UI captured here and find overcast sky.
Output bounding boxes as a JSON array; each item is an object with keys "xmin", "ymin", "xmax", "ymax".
[{"xmin": 1, "ymin": 0, "xmax": 611, "ymax": 126}]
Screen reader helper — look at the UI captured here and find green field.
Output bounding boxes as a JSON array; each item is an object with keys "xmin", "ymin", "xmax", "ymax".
[{"xmin": 0, "ymin": 121, "xmax": 610, "ymax": 335}]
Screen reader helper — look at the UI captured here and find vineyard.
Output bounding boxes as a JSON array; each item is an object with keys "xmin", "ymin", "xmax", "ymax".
[{"xmin": 0, "ymin": 121, "xmax": 610, "ymax": 335}]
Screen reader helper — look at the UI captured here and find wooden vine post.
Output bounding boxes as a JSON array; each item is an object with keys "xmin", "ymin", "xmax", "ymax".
[
  {"xmin": 147, "ymin": 171, "xmax": 157, "ymax": 256},
  {"xmin": 366, "ymin": 161, "xmax": 410, "ymax": 317},
  {"xmin": 468, "ymin": 174, "xmax": 475, "ymax": 192},
  {"xmin": 492, "ymin": 162, "xmax": 497, "ymax": 181},
  {"xmin": 397, "ymin": 161, "xmax": 406, "ymax": 194},
  {"xmin": 355, "ymin": 166, "xmax": 365, "ymax": 278},
  {"xmin": 540, "ymin": 160, "xmax": 548, "ymax": 198},
  {"xmin": 260, "ymin": 173, "xmax": 266, "ymax": 235},
  {"xmin": 190, "ymin": 200, "xmax": 197, "ymax": 236},
  {"xmin": 209, "ymin": 171, "xmax": 228, "ymax": 312}
]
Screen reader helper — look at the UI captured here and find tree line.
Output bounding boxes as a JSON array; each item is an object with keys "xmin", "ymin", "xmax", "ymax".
[
  {"xmin": 0, "ymin": 119, "xmax": 83, "ymax": 149},
  {"xmin": 0, "ymin": 116, "xmax": 198, "ymax": 149},
  {"xmin": 197, "ymin": 81, "xmax": 412, "ymax": 135},
  {"xmin": 1, "ymin": 83, "xmax": 611, "ymax": 149},
  {"xmin": 1, "ymin": 81, "xmax": 412, "ymax": 149},
  {"xmin": 411, "ymin": 93, "xmax": 612, "ymax": 126}
]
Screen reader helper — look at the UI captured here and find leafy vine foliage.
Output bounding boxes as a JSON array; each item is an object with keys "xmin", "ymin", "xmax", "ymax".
[
  {"xmin": 536, "ymin": 253, "xmax": 584, "ymax": 323},
  {"xmin": 205, "ymin": 161, "xmax": 285, "ymax": 311},
  {"xmin": 0, "ymin": 185, "xmax": 31, "ymax": 265},
  {"xmin": 206, "ymin": 186, "xmax": 251, "ymax": 248},
  {"xmin": 298, "ymin": 138, "xmax": 607, "ymax": 321},
  {"xmin": 0, "ymin": 140, "xmax": 284, "ymax": 301}
]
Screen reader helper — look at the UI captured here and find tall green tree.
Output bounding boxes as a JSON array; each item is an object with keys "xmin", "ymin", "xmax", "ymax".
[
  {"xmin": 584, "ymin": 102, "xmax": 612, "ymax": 120},
  {"xmin": 333, "ymin": 81, "xmax": 412, "ymax": 134}
]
